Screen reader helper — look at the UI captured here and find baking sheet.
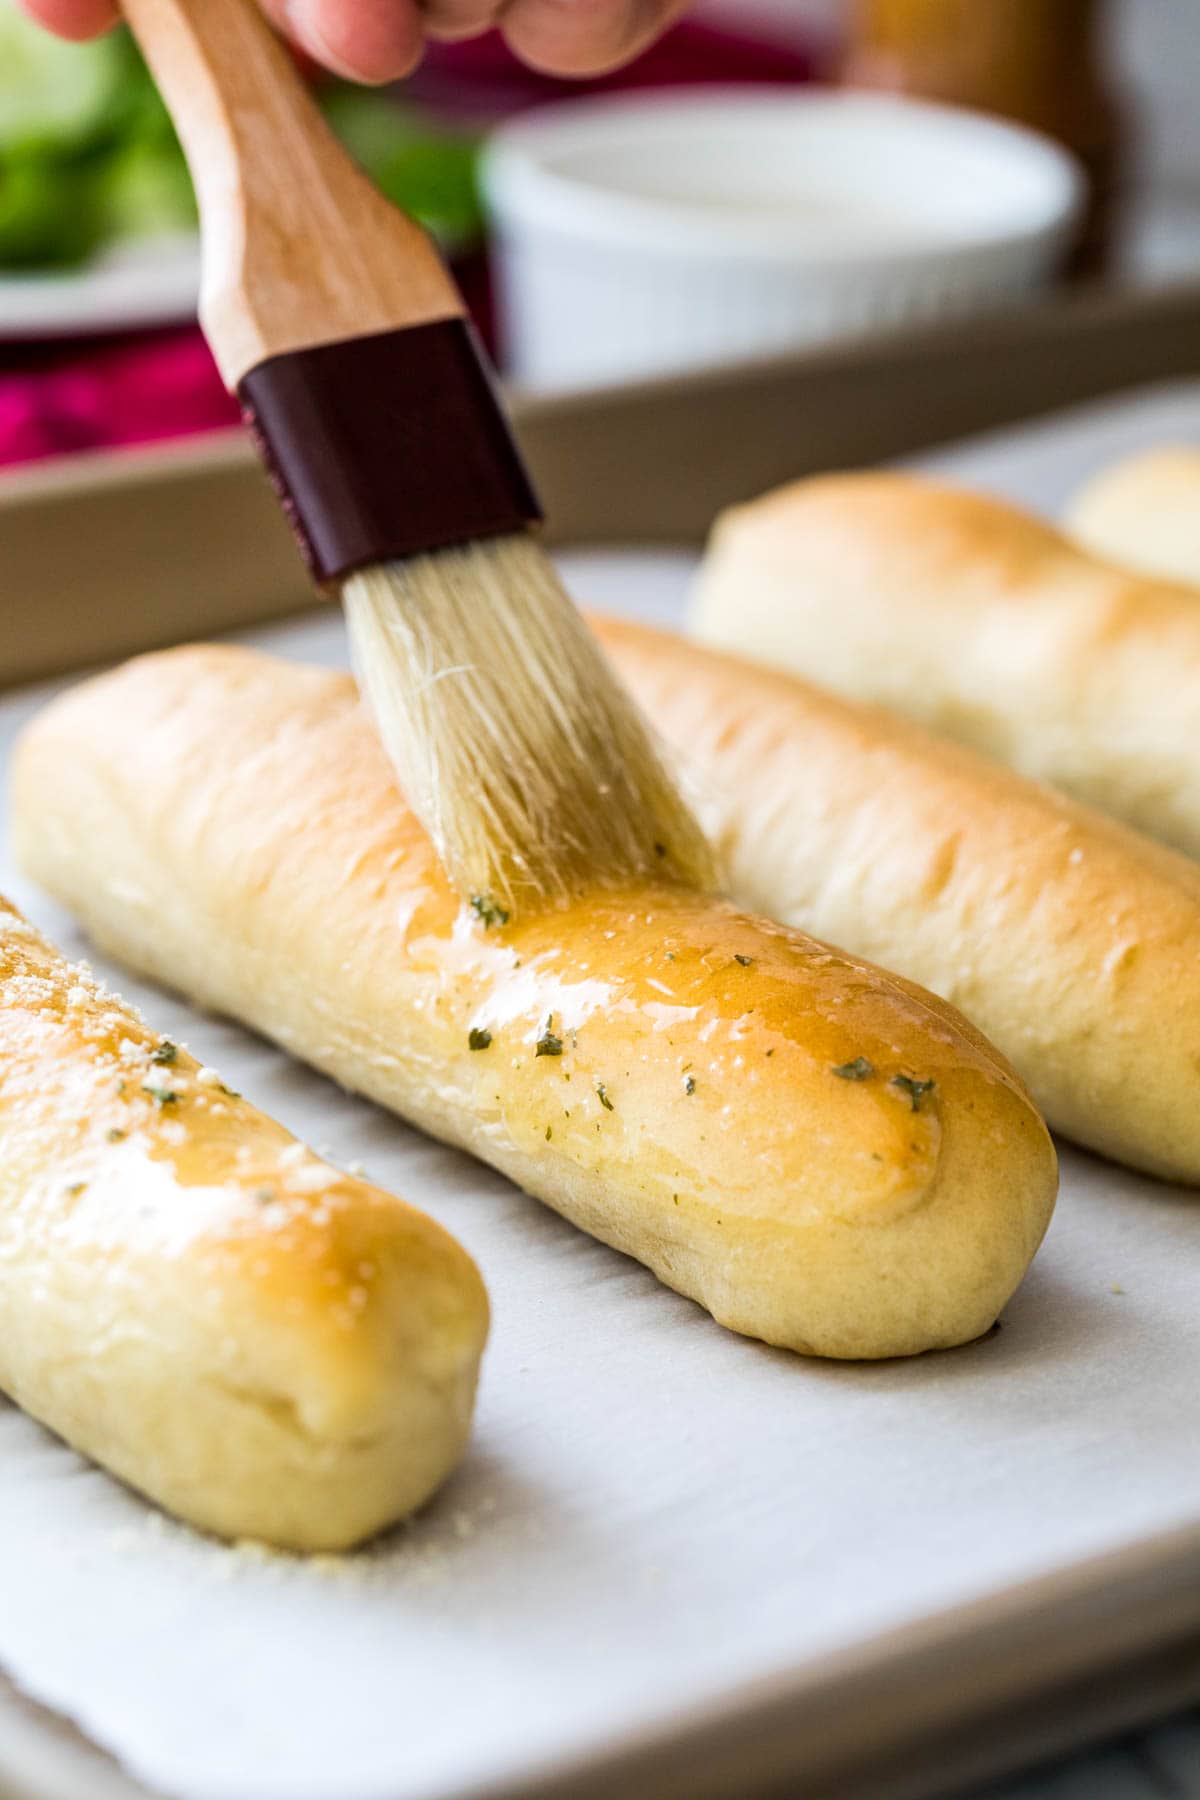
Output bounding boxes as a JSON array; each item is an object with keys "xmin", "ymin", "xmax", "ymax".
[{"xmin": 1, "ymin": 390, "xmax": 1200, "ymax": 1800}]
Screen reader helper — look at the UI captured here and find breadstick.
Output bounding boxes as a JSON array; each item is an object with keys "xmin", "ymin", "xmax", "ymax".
[
  {"xmin": 12, "ymin": 648, "xmax": 1057, "ymax": 1362},
  {"xmin": 1067, "ymin": 447, "xmax": 1200, "ymax": 588},
  {"xmin": 691, "ymin": 471, "xmax": 1200, "ymax": 859},
  {"xmin": 596, "ymin": 616, "xmax": 1200, "ymax": 1184},
  {"xmin": 0, "ymin": 896, "xmax": 487, "ymax": 1551}
]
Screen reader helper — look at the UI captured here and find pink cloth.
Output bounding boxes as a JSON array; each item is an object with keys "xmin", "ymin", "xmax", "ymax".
[
  {"xmin": 0, "ymin": 16, "xmax": 819, "ymax": 470},
  {"xmin": 0, "ymin": 331, "xmax": 237, "ymax": 468},
  {"xmin": 406, "ymin": 16, "xmax": 818, "ymax": 121}
]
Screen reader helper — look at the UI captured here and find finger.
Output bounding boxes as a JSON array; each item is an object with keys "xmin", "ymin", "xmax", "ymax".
[
  {"xmin": 501, "ymin": 0, "xmax": 690, "ymax": 76},
  {"xmin": 15, "ymin": 0, "xmax": 118, "ymax": 39},
  {"xmin": 277, "ymin": 0, "xmax": 426, "ymax": 83},
  {"xmin": 417, "ymin": 0, "xmax": 506, "ymax": 44}
]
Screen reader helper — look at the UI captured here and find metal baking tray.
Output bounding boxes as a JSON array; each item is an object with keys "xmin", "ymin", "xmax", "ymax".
[{"xmin": 5, "ymin": 276, "xmax": 1200, "ymax": 688}]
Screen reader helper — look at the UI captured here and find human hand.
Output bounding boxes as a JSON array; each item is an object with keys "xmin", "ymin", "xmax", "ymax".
[{"xmin": 16, "ymin": 0, "xmax": 693, "ymax": 81}]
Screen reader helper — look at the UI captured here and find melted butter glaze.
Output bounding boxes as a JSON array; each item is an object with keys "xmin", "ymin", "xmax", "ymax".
[
  {"xmin": 12, "ymin": 650, "xmax": 1058, "ymax": 1359},
  {"xmin": 0, "ymin": 897, "xmax": 449, "ymax": 1332},
  {"xmin": 250, "ymin": 672, "xmax": 1009, "ymax": 1084},
  {"xmin": 441, "ymin": 886, "xmax": 993, "ymax": 1225},
  {"xmin": 28, "ymin": 654, "xmax": 1038, "ymax": 1238}
]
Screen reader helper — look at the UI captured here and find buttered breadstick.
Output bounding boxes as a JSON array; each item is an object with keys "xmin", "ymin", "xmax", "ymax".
[
  {"xmin": 13, "ymin": 647, "xmax": 1057, "ymax": 1362},
  {"xmin": 0, "ymin": 896, "xmax": 487, "ymax": 1551},
  {"xmin": 691, "ymin": 471, "xmax": 1200, "ymax": 860},
  {"xmin": 597, "ymin": 617, "xmax": 1200, "ymax": 1185}
]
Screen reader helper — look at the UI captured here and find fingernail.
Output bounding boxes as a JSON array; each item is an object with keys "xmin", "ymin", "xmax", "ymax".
[{"xmin": 283, "ymin": 0, "xmax": 375, "ymax": 82}]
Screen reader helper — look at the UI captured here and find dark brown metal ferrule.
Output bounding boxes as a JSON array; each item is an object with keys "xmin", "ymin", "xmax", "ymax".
[{"xmin": 238, "ymin": 318, "xmax": 543, "ymax": 585}]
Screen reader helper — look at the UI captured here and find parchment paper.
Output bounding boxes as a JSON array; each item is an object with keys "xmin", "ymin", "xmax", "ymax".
[{"xmin": 1, "ymin": 388, "xmax": 1199, "ymax": 1800}]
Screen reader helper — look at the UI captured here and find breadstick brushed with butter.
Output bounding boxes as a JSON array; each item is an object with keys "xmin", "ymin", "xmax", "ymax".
[
  {"xmin": 0, "ymin": 896, "xmax": 487, "ymax": 1551},
  {"xmin": 1067, "ymin": 447, "xmax": 1200, "ymax": 589},
  {"xmin": 12, "ymin": 648, "xmax": 1057, "ymax": 1362},
  {"xmin": 596, "ymin": 617, "xmax": 1200, "ymax": 1185},
  {"xmin": 691, "ymin": 471, "xmax": 1200, "ymax": 860}
]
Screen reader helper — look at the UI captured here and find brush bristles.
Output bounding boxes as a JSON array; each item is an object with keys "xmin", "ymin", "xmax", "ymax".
[{"xmin": 344, "ymin": 533, "xmax": 717, "ymax": 915}]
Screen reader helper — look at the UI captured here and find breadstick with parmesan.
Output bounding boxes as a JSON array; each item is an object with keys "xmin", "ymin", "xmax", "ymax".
[{"xmin": 0, "ymin": 896, "xmax": 487, "ymax": 1551}]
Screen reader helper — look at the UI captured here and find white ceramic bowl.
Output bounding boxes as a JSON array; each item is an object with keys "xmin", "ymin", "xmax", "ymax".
[{"xmin": 481, "ymin": 88, "xmax": 1086, "ymax": 391}]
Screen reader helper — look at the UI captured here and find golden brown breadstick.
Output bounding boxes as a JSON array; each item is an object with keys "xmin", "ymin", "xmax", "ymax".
[
  {"xmin": 0, "ymin": 895, "xmax": 487, "ymax": 1551},
  {"xmin": 12, "ymin": 647, "xmax": 1057, "ymax": 1362},
  {"xmin": 597, "ymin": 615, "xmax": 1200, "ymax": 1184},
  {"xmin": 691, "ymin": 471, "xmax": 1200, "ymax": 860}
]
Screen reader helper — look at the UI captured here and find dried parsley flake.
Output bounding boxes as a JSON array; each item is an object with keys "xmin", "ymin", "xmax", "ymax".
[
  {"xmin": 891, "ymin": 1074, "xmax": 936, "ymax": 1112},
  {"xmin": 833, "ymin": 1057, "xmax": 875, "ymax": 1082},
  {"xmin": 469, "ymin": 894, "xmax": 510, "ymax": 929}
]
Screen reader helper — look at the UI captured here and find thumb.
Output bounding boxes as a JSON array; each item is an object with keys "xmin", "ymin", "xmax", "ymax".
[
  {"xmin": 14, "ymin": 0, "xmax": 118, "ymax": 39},
  {"xmin": 501, "ymin": 0, "xmax": 691, "ymax": 77}
]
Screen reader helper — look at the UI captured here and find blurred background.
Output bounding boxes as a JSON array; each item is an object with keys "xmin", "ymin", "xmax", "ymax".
[{"xmin": 2, "ymin": 0, "xmax": 1198, "ymax": 465}]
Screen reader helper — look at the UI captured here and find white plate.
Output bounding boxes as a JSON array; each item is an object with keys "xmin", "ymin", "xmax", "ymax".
[{"xmin": 0, "ymin": 231, "xmax": 199, "ymax": 340}]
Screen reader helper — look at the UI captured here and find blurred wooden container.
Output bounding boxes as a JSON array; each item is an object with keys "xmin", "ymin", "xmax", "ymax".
[{"xmin": 843, "ymin": 0, "xmax": 1124, "ymax": 275}]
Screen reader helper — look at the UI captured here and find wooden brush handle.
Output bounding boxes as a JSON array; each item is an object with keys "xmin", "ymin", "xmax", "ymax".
[{"xmin": 122, "ymin": 0, "xmax": 464, "ymax": 388}]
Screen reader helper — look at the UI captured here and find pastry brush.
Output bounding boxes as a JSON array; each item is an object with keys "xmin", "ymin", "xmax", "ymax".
[{"xmin": 120, "ymin": 0, "xmax": 716, "ymax": 919}]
